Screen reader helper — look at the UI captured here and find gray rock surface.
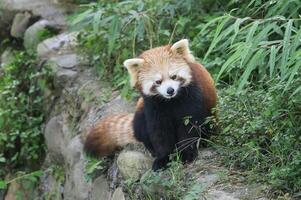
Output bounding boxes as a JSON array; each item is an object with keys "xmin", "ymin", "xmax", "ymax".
[
  {"xmin": 91, "ymin": 176, "xmax": 111, "ymax": 200},
  {"xmin": 111, "ymin": 187, "xmax": 125, "ymax": 200},
  {"xmin": 24, "ymin": 20, "xmax": 57, "ymax": 51},
  {"xmin": 207, "ymin": 190, "xmax": 239, "ymax": 200},
  {"xmin": 0, "ymin": 9, "xmax": 16, "ymax": 38},
  {"xmin": 117, "ymin": 150, "xmax": 153, "ymax": 180},
  {"xmin": 37, "ymin": 32, "xmax": 78, "ymax": 58},
  {"xmin": 1, "ymin": 48, "xmax": 14, "ymax": 67},
  {"xmin": 10, "ymin": 11, "xmax": 32, "ymax": 38},
  {"xmin": 44, "ymin": 115, "xmax": 68, "ymax": 163},
  {"xmin": 64, "ymin": 161, "xmax": 91, "ymax": 200},
  {"xmin": 0, "ymin": 0, "xmax": 68, "ymax": 26}
]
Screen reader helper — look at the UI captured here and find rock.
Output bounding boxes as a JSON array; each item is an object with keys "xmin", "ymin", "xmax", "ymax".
[
  {"xmin": 0, "ymin": 0, "xmax": 68, "ymax": 27},
  {"xmin": 1, "ymin": 48, "xmax": 14, "ymax": 67},
  {"xmin": 64, "ymin": 135, "xmax": 83, "ymax": 167},
  {"xmin": 197, "ymin": 173, "xmax": 220, "ymax": 189},
  {"xmin": 111, "ymin": 187, "xmax": 125, "ymax": 200},
  {"xmin": 24, "ymin": 20, "xmax": 59, "ymax": 52},
  {"xmin": 207, "ymin": 190, "xmax": 239, "ymax": 200},
  {"xmin": 117, "ymin": 151, "xmax": 153, "ymax": 180},
  {"xmin": 49, "ymin": 54, "xmax": 79, "ymax": 69},
  {"xmin": 37, "ymin": 32, "xmax": 78, "ymax": 58},
  {"xmin": 10, "ymin": 12, "xmax": 32, "ymax": 38},
  {"xmin": 44, "ymin": 115, "xmax": 68, "ymax": 163},
  {"xmin": 39, "ymin": 168, "xmax": 63, "ymax": 200},
  {"xmin": 4, "ymin": 179, "xmax": 38, "ymax": 200},
  {"xmin": 91, "ymin": 176, "xmax": 111, "ymax": 200},
  {"xmin": 46, "ymin": 55, "xmax": 79, "ymax": 89},
  {"xmin": 0, "ymin": 9, "xmax": 16, "ymax": 38},
  {"xmin": 101, "ymin": 96, "xmax": 136, "ymax": 117},
  {"xmin": 64, "ymin": 161, "xmax": 91, "ymax": 200}
]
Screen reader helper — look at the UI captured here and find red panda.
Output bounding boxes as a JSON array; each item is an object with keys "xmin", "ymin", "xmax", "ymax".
[{"xmin": 84, "ymin": 39, "xmax": 217, "ymax": 170}]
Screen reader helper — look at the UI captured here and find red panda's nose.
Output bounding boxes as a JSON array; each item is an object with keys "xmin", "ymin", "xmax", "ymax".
[{"xmin": 167, "ymin": 87, "xmax": 175, "ymax": 95}]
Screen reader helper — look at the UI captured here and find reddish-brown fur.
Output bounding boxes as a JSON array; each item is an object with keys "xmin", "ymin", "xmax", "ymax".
[{"xmin": 84, "ymin": 113, "xmax": 138, "ymax": 157}]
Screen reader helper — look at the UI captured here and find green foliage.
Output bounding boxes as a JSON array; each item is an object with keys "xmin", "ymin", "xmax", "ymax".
[
  {"xmin": 36, "ymin": 28, "xmax": 58, "ymax": 42},
  {"xmin": 0, "ymin": 51, "xmax": 51, "ymax": 177},
  {"xmin": 198, "ymin": 10, "xmax": 301, "ymax": 90},
  {"xmin": 0, "ymin": 170, "xmax": 43, "ymax": 190},
  {"xmin": 84, "ymin": 156, "xmax": 104, "ymax": 181},
  {"xmin": 125, "ymin": 155, "xmax": 204, "ymax": 200},
  {"xmin": 216, "ymin": 78, "xmax": 301, "ymax": 194}
]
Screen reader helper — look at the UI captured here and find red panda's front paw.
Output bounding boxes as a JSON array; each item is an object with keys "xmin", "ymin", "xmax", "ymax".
[{"xmin": 152, "ymin": 156, "xmax": 170, "ymax": 171}]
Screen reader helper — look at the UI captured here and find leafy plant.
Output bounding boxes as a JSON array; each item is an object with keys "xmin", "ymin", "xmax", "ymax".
[
  {"xmin": 0, "ymin": 51, "xmax": 51, "ymax": 178},
  {"xmin": 0, "ymin": 170, "xmax": 43, "ymax": 190},
  {"xmin": 125, "ymin": 154, "xmax": 204, "ymax": 200},
  {"xmin": 215, "ymin": 78, "xmax": 301, "ymax": 194},
  {"xmin": 84, "ymin": 156, "xmax": 104, "ymax": 181},
  {"xmin": 197, "ymin": 0, "xmax": 301, "ymax": 91}
]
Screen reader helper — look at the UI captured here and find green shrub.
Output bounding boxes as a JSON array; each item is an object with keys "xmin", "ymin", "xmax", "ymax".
[
  {"xmin": 125, "ymin": 155, "xmax": 204, "ymax": 200},
  {"xmin": 216, "ymin": 77, "xmax": 301, "ymax": 194},
  {"xmin": 0, "ymin": 51, "xmax": 51, "ymax": 177}
]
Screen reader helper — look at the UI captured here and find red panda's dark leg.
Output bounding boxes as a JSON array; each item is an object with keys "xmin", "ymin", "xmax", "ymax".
[
  {"xmin": 176, "ymin": 123, "xmax": 199, "ymax": 163},
  {"xmin": 133, "ymin": 109, "xmax": 156, "ymax": 156}
]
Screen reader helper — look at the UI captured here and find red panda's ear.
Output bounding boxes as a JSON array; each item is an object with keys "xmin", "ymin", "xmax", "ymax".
[
  {"xmin": 170, "ymin": 39, "xmax": 195, "ymax": 62},
  {"xmin": 123, "ymin": 58, "xmax": 144, "ymax": 87}
]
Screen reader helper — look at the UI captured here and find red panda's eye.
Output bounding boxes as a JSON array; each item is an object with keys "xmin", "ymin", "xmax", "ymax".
[
  {"xmin": 171, "ymin": 75, "xmax": 177, "ymax": 80},
  {"xmin": 155, "ymin": 80, "xmax": 162, "ymax": 85}
]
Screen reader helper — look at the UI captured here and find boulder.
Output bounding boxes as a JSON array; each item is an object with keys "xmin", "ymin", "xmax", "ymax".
[
  {"xmin": 197, "ymin": 173, "xmax": 220, "ymax": 189},
  {"xmin": 10, "ymin": 12, "xmax": 32, "ymax": 38},
  {"xmin": 24, "ymin": 20, "xmax": 59, "ymax": 52},
  {"xmin": 44, "ymin": 115, "xmax": 68, "ymax": 163},
  {"xmin": 64, "ymin": 161, "xmax": 91, "ymax": 200},
  {"xmin": 37, "ymin": 32, "xmax": 78, "ymax": 58},
  {"xmin": 117, "ymin": 151, "xmax": 153, "ymax": 180},
  {"xmin": 1, "ymin": 48, "xmax": 14, "ymax": 67},
  {"xmin": 49, "ymin": 54, "xmax": 79, "ymax": 69},
  {"xmin": 47, "ymin": 57, "xmax": 78, "ymax": 89},
  {"xmin": 64, "ymin": 135, "xmax": 83, "ymax": 167},
  {"xmin": 0, "ymin": 9, "xmax": 16, "ymax": 38},
  {"xmin": 91, "ymin": 176, "xmax": 111, "ymax": 200},
  {"xmin": 207, "ymin": 190, "xmax": 239, "ymax": 200},
  {"xmin": 111, "ymin": 187, "xmax": 125, "ymax": 200},
  {"xmin": 0, "ymin": 0, "xmax": 67, "ymax": 27}
]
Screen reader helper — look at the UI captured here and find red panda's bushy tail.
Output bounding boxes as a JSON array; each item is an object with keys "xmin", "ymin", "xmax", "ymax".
[{"xmin": 84, "ymin": 113, "xmax": 139, "ymax": 157}]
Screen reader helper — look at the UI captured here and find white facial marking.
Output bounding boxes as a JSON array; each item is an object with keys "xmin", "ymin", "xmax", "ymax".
[
  {"xmin": 157, "ymin": 80, "xmax": 180, "ymax": 99},
  {"xmin": 178, "ymin": 68, "xmax": 192, "ymax": 86},
  {"xmin": 142, "ymin": 80, "xmax": 155, "ymax": 95}
]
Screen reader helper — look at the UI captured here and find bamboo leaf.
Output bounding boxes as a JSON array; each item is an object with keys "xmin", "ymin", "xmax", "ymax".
[
  {"xmin": 284, "ymin": 60, "xmax": 301, "ymax": 91},
  {"xmin": 204, "ymin": 16, "xmax": 232, "ymax": 60},
  {"xmin": 108, "ymin": 16, "xmax": 121, "ymax": 58},
  {"xmin": 246, "ymin": 21, "xmax": 259, "ymax": 43},
  {"xmin": 231, "ymin": 17, "xmax": 251, "ymax": 45},
  {"xmin": 290, "ymin": 85, "xmax": 301, "ymax": 98},
  {"xmin": 269, "ymin": 45, "xmax": 277, "ymax": 78},
  {"xmin": 92, "ymin": 10, "xmax": 102, "ymax": 33},
  {"xmin": 238, "ymin": 49, "xmax": 266, "ymax": 90},
  {"xmin": 280, "ymin": 19, "xmax": 293, "ymax": 78},
  {"xmin": 216, "ymin": 48, "xmax": 241, "ymax": 80}
]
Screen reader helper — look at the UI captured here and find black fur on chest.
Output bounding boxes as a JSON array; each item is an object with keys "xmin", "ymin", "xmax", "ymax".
[{"xmin": 133, "ymin": 83, "xmax": 212, "ymax": 170}]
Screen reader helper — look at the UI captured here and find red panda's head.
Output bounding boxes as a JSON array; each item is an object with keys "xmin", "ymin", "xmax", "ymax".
[{"xmin": 124, "ymin": 39, "xmax": 195, "ymax": 99}]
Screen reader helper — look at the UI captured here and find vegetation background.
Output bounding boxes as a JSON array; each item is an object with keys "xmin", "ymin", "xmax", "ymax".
[{"xmin": 0, "ymin": 0, "xmax": 300, "ymax": 199}]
